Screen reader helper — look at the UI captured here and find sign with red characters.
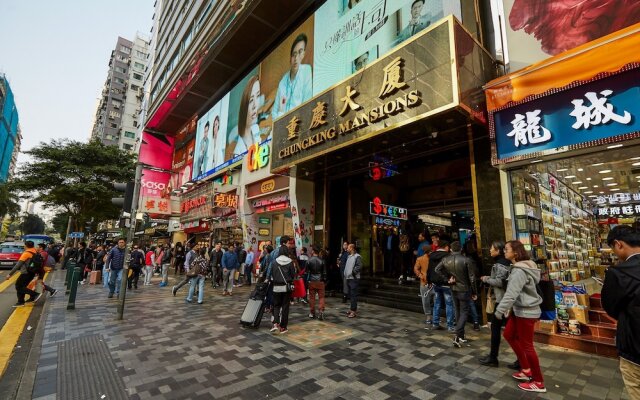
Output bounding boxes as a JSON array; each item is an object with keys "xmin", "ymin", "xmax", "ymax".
[
  {"xmin": 369, "ymin": 197, "xmax": 407, "ymax": 220},
  {"xmin": 179, "ymin": 183, "xmax": 214, "ymax": 223}
]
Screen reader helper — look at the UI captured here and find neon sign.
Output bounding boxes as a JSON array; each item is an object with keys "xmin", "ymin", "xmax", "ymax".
[
  {"xmin": 369, "ymin": 197, "xmax": 407, "ymax": 220},
  {"xmin": 247, "ymin": 142, "xmax": 270, "ymax": 172}
]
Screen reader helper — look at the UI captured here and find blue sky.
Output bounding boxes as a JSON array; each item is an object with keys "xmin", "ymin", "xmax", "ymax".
[{"xmin": 0, "ymin": 0, "xmax": 154, "ymax": 164}]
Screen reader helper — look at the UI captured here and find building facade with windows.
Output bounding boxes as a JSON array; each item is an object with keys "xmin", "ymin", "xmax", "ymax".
[
  {"xmin": 0, "ymin": 73, "xmax": 20, "ymax": 182},
  {"xmin": 91, "ymin": 35, "xmax": 150, "ymax": 151}
]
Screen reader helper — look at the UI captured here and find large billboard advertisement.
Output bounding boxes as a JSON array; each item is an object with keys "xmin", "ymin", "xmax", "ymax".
[
  {"xmin": 192, "ymin": 94, "xmax": 229, "ymax": 180},
  {"xmin": 312, "ymin": 0, "xmax": 460, "ymax": 95},
  {"xmin": 171, "ymin": 118, "xmax": 196, "ymax": 189},
  {"xmin": 263, "ymin": 17, "xmax": 315, "ymax": 121},
  {"xmin": 503, "ymin": 0, "xmax": 640, "ymax": 71}
]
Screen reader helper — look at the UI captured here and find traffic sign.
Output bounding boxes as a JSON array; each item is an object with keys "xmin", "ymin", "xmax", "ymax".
[{"xmin": 69, "ymin": 232, "xmax": 85, "ymax": 239}]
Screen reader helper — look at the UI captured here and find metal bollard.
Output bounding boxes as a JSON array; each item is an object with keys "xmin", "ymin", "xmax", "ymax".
[
  {"xmin": 67, "ymin": 267, "xmax": 81, "ymax": 310},
  {"xmin": 65, "ymin": 259, "xmax": 77, "ymax": 293}
]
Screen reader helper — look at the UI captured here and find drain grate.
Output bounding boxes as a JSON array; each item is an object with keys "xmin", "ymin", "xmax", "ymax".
[{"xmin": 57, "ymin": 334, "xmax": 128, "ymax": 400}]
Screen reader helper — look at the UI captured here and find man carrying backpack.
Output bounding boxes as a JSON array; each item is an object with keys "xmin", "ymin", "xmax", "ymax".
[{"xmin": 6, "ymin": 240, "xmax": 42, "ymax": 306}]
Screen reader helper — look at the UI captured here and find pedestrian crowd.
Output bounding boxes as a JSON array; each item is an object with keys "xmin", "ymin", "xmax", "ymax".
[{"xmin": 4, "ymin": 223, "xmax": 639, "ymax": 398}]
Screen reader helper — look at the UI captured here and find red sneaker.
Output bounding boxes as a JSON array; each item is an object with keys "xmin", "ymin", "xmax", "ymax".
[
  {"xmin": 512, "ymin": 370, "xmax": 532, "ymax": 381},
  {"xmin": 518, "ymin": 381, "xmax": 546, "ymax": 393}
]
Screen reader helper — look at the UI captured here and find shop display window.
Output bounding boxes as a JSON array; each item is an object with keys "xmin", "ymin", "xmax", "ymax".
[{"xmin": 510, "ymin": 169, "xmax": 597, "ymax": 283}]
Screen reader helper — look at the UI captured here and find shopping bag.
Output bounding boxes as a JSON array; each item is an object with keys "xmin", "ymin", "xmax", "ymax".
[
  {"xmin": 292, "ymin": 278, "xmax": 306, "ymax": 298},
  {"xmin": 27, "ymin": 278, "xmax": 37, "ymax": 291}
]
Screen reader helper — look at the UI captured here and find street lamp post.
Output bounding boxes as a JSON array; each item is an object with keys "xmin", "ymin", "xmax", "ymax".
[{"xmin": 117, "ymin": 162, "xmax": 143, "ymax": 320}]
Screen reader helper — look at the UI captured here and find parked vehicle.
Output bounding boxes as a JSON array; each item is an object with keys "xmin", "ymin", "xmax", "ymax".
[
  {"xmin": 0, "ymin": 241, "xmax": 25, "ymax": 270},
  {"xmin": 22, "ymin": 234, "xmax": 54, "ymax": 247}
]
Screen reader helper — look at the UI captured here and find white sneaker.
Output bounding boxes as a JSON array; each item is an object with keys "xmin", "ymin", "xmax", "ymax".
[{"xmin": 270, "ymin": 324, "xmax": 279, "ymax": 332}]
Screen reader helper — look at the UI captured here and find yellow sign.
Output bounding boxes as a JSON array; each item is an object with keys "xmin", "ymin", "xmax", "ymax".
[
  {"xmin": 339, "ymin": 85, "xmax": 361, "ymax": 116},
  {"xmin": 213, "ymin": 193, "xmax": 239, "ymax": 209},
  {"xmin": 378, "ymin": 57, "xmax": 408, "ymax": 98},
  {"xmin": 260, "ymin": 179, "xmax": 276, "ymax": 194},
  {"xmin": 309, "ymin": 101, "xmax": 328, "ymax": 129}
]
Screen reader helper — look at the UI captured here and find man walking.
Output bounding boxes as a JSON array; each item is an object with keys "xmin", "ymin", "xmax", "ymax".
[
  {"xmin": 129, "ymin": 245, "xmax": 145, "ymax": 289},
  {"xmin": 209, "ymin": 242, "xmax": 223, "ymax": 288},
  {"xmin": 344, "ymin": 243, "xmax": 362, "ymax": 318},
  {"xmin": 160, "ymin": 244, "xmax": 172, "ymax": 287},
  {"xmin": 602, "ymin": 225, "xmax": 640, "ymax": 399},
  {"xmin": 435, "ymin": 241, "xmax": 477, "ymax": 348},
  {"xmin": 307, "ymin": 245, "xmax": 327, "ymax": 320},
  {"xmin": 6, "ymin": 241, "xmax": 42, "ymax": 306},
  {"xmin": 428, "ymin": 240, "xmax": 454, "ymax": 331},
  {"xmin": 172, "ymin": 244, "xmax": 198, "ymax": 296},
  {"xmin": 105, "ymin": 238, "xmax": 127, "ymax": 298},
  {"xmin": 221, "ymin": 243, "xmax": 239, "ymax": 296}
]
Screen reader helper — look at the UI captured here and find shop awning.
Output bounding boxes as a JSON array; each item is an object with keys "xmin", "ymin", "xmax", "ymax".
[{"xmin": 485, "ymin": 22, "xmax": 640, "ymax": 112}]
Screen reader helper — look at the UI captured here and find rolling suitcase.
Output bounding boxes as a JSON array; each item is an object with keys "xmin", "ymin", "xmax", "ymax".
[{"xmin": 240, "ymin": 282, "xmax": 269, "ymax": 328}]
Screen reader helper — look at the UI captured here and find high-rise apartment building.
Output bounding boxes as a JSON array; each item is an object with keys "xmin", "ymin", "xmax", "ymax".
[
  {"xmin": 92, "ymin": 35, "xmax": 150, "ymax": 151},
  {"xmin": 0, "ymin": 73, "xmax": 20, "ymax": 182}
]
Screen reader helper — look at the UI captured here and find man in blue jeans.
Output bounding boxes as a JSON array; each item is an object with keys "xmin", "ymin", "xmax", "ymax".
[
  {"xmin": 344, "ymin": 243, "xmax": 362, "ymax": 318},
  {"xmin": 106, "ymin": 238, "xmax": 127, "ymax": 298},
  {"xmin": 427, "ymin": 240, "xmax": 455, "ymax": 331}
]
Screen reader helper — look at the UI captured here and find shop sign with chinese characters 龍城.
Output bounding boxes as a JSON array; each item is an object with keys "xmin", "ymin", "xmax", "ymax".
[{"xmin": 492, "ymin": 67, "xmax": 640, "ymax": 164}]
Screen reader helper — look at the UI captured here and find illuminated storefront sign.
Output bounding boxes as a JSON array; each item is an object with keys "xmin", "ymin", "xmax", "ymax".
[
  {"xmin": 369, "ymin": 197, "xmax": 407, "ymax": 220},
  {"xmin": 213, "ymin": 174, "xmax": 233, "ymax": 186},
  {"xmin": 492, "ymin": 67, "xmax": 640, "ymax": 164},
  {"xmin": 252, "ymin": 194, "xmax": 290, "ymax": 214},
  {"xmin": 247, "ymin": 140, "xmax": 271, "ymax": 172},
  {"xmin": 246, "ymin": 175, "xmax": 289, "ymax": 198},
  {"xmin": 180, "ymin": 183, "xmax": 214, "ymax": 223},
  {"xmin": 258, "ymin": 228, "xmax": 270, "ymax": 236},
  {"xmin": 595, "ymin": 192, "xmax": 640, "ymax": 205},
  {"xmin": 258, "ymin": 217, "xmax": 271, "ymax": 224},
  {"xmin": 375, "ymin": 217, "xmax": 401, "ymax": 227},
  {"xmin": 181, "ymin": 196, "xmax": 207, "ymax": 213},
  {"xmin": 213, "ymin": 193, "xmax": 239, "ymax": 209}
]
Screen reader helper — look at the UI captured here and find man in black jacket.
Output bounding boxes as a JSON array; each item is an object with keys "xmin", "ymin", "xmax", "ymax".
[
  {"xmin": 603, "ymin": 225, "xmax": 640, "ymax": 399},
  {"xmin": 209, "ymin": 242, "xmax": 224, "ymax": 288},
  {"xmin": 428, "ymin": 240, "xmax": 454, "ymax": 331},
  {"xmin": 435, "ymin": 241, "xmax": 477, "ymax": 347}
]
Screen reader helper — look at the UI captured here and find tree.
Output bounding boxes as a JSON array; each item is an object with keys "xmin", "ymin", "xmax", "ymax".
[
  {"xmin": 21, "ymin": 213, "xmax": 46, "ymax": 234},
  {"xmin": 0, "ymin": 183, "xmax": 21, "ymax": 218},
  {"xmin": 52, "ymin": 212, "xmax": 70, "ymax": 241},
  {"xmin": 11, "ymin": 139, "xmax": 135, "ymax": 231}
]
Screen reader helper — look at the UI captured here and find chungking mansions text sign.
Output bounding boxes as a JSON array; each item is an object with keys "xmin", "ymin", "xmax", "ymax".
[{"xmin": 271, "ymin": 20, "xmax": 455, "ymax": 171}]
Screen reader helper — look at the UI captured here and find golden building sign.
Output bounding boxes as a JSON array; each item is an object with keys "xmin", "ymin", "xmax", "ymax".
[{"xmin": 270, "ymin": 18, "xmax": 478, "ymax": 172}]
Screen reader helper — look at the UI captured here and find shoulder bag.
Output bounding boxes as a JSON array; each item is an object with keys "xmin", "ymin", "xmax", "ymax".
[
  {"xmin": 486, "ymin": 286, "xmax": 495, "ymax": 314},
  {"xmin": 273, "ymin": 264, "xmax": 293, "ymax": 293}
]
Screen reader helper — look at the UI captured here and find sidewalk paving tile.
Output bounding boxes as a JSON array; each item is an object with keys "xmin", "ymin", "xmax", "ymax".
[{"xmin": 28, "ymin": 271, "xmax": 630, "ymax": 399}]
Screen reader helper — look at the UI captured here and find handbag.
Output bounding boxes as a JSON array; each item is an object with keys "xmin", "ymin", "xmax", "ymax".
[
  {"xmin": 275, "ymin": 264, "xmax": 293, "ymax": 293},
  {"xmin": 486, "ymin": 286, "xmax": 496, "ymax": 314}
]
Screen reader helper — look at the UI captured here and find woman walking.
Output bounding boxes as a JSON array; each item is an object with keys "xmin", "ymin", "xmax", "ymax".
[
  {"xmin": 478, "ymin": 241, "xmax": 511, "ymax": 367},
  {"xmin": 494, "ymin": 240, "xmax": 545, "ymax": 393}
]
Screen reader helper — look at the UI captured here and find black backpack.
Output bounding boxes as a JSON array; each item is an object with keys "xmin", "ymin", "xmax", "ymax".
[{"xmin": 28, "ymin": 252, "xmax": 44, "ymax": 272}]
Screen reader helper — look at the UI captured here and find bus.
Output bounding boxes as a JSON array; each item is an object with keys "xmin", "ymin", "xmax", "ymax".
[{"xmin": 22, "ymin": 234, "xmax": 55, "ymax": 246}]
